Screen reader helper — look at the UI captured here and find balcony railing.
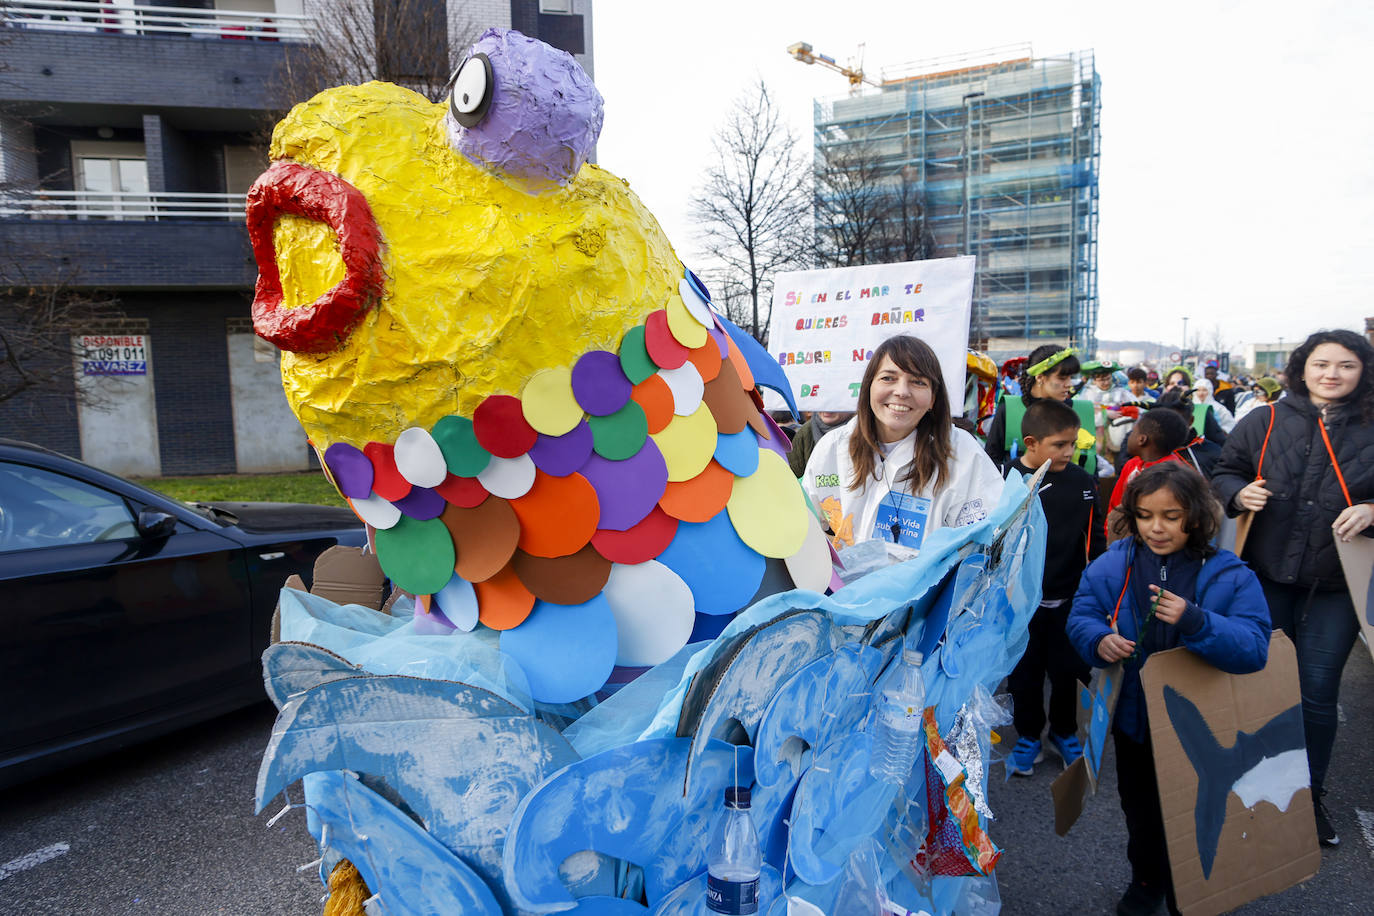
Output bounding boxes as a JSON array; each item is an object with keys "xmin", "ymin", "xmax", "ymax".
[
  {"xmin": 2, "ymin": 0, "xmax": 311, "ymax": 42},
  {"xmin": 0, "ymin": 189, "xmax": 247, "ymax": 220}
]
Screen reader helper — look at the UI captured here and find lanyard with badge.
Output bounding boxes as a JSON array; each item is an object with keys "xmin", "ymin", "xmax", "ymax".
[{"xmin": 871, "ymin": 445, "xmax": 932, "ymax": 550}]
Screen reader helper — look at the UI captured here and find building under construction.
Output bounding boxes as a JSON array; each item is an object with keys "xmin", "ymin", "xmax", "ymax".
[{"xmin": 809, "ymin": 45, "xmax": 1101, "ymax": 357}]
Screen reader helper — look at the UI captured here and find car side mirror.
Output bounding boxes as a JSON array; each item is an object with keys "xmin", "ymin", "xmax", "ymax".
[{"xmin": 136, "ymin": 509, "xmax": 177, "ymax": 539}]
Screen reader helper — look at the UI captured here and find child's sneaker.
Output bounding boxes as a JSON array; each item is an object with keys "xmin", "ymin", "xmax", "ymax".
[
  {"xmin": 1006, "ymin": 737, "xmax": 1044, "ymax": 777},
  {"xmin": 1048, "ymin": 731, "xmax": 1084, "ymax": 768}
]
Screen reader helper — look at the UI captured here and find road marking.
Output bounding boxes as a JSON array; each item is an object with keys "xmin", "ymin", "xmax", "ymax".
[
  {"xmin": 1339, "ymin": 703, "xmax": 1347, "ymax": 725},
  {"xmin": 1356, "ymin": 809, "xmax": 1374, "ymax": 857},
  {"xmin": 0, "ymin": 843, "xmax": 71, "ymax": 882}
]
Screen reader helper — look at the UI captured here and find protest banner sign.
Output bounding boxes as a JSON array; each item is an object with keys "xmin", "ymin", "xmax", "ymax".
[
  {"xmin": 767, "ymin": 257, "xmax": 974, "ymax": 413},
  {"xmin": 1334, "ymin": 536, "xmax": 1374, "ymax": 665},
  {"xmin": 1139, "ymin": 633, "xmax": 1319, "ymax": 916}
]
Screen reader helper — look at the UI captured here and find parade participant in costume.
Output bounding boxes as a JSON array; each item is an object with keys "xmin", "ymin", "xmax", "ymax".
[
  {"xmin": 1211, "ymin": 329, "xmax": 1374, "ymax": 847},
  {"xmin": 1161, "ymin": 367, "xmax": 1227, "ymax": 446},
  {"xmin": 1204, "ymin": 360, "xmax": 1236, "ymax": 413},
  {"xmin": 1004, "ymin": 400, "xmax": 1103, "ymax": 776},
  {"xmin": 1105, "ymin": 407, "xmax": 1192, "ymax": 533},
  {"xmin": 1081, "ymin": 361, "xmax": 1129, "ymax": 463},
  {"xmin": 788, "ymin": 410, "xmax": 851, "ymax": 477},
  {"xmin": 1233, "ymin": 376, "xmax": 1281, "ymax": 423},
  {"xmin": 1192, "ymin": 378, "xmax": 1235, "ymax": 433},
  {"xmin": 984, "ymin": 345, "xmax": 1093, "ymax": 474},
  {"xmin": 1126, "ymin": 368, "xmax": 1157, "ymax": 406},
  {"xmin": 804, "ymin": 335, "xmax": 1002, "ymax": 557},
  {"xmin": 1157, "ymin": 391, "xmax": 1221, "ymax": 477},
  {"xmin": 1068, "ymin": 463, "xmax": 1270, "ymax": 916}
]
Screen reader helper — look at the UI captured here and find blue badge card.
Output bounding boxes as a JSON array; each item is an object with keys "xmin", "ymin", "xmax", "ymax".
[{"xmin": 871, "ymin": 492, "xmax": 931, "ymax": 549}]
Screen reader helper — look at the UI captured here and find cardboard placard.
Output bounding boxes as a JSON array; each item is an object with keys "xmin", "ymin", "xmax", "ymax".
[
  {"xmin": 311, "ymin": 546, "xmax": 388, "ymax": 610},
  {"xmin": 1051, "ymin": 661, "xmax": 1123, "ymax": 836},
  {"xmin": 1334, "ymin": 535, "xmax": 1374, "ymax": 666},
  {"xmin": 1139, "ymin": 633, "xmax": 1319, "ymax": 916},
  {"xmin": 766, "ymin": 256, "xmax": 974, "ymax": 413}
]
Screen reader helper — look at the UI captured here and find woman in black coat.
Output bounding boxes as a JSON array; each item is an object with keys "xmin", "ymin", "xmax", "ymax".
[{"xmin": 1211, "ymin": 329, "xmax": 1374, "ymax": 847}]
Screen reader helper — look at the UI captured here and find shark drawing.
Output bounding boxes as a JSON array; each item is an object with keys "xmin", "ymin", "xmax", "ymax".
[{"xmin": 1163, "ymin": 686, "xmax": 1309, "ymax": 879}]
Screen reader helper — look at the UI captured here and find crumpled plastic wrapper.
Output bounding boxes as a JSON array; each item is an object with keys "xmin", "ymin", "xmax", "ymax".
[
  {"xmin": 943, "ymin": 684, "xmax": 1012, "ymax": 822},
  {"xmin": 260, "ymin": 79, "xmax": 680, "ymax": 450}
]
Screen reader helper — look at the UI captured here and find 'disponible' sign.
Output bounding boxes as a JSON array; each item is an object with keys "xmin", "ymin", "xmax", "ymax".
[
  {"xmin": 767, "ymin": 256, "xmax": 973, "ymax": 413},
  {"xmin": 78, "ymin": 334, "xmax": 148, "ymax": 376}
]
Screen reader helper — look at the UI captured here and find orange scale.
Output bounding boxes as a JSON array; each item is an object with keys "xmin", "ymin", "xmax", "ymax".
[
  {"xmin": 658, "ymin": 459, "xmax": 734, "ymax": 523},
  {"xmin": 686, "ymin": 341, "xmax": 722, "ymax": 383},
  {"xmin": 631, "ymin": 375, "xmax": 675, "ymax": 434},
  {"xmin": 724, "ymin": 336, "xmax": 755, "ymax": 390},
  {"xmin": 509, "ymin": 470, "xmax": 600, "ymax": 558},
  {"xmin": 474, "ymin": 564, "xmax": 537, "ymax": 630}
]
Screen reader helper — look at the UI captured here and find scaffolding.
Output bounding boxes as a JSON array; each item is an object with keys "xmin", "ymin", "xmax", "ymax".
[{"xmin": 812, "ymin": 45, "xmax": 1101, "ymax": 358}]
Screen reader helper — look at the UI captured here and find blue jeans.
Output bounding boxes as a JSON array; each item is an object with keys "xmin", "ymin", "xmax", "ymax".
[{"xmin": 1260, "ymin": 577, "xmax": 1360, "ymax": 795}]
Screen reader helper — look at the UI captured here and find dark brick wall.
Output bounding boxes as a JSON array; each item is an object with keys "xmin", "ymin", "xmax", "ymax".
[
  {"xmin": 0, "ymin": 220, "xmax": 255, "ymax": 289},
  {"xmin": 135, "ymin": 291, "xmax": 247, "ymax": 475},
  {"xmin": 143, "ymin": 115, "xmax": 196, "ymax": 193},
  {"xmin": 0, "ymin": 366, "xmax": 82, "ymax": 459},
  {"xmin": 0, "ymin": 26, "xmax": 290, "ymax": 112},
  {"xmin": 1, "ymin": 291, "xmax": 257, "ymax": 475}
]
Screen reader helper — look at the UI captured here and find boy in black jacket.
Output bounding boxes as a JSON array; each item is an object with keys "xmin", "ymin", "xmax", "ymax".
[{"xmin": 1005, "ymin": 399, "xmax": 1106, "ymax": 775}]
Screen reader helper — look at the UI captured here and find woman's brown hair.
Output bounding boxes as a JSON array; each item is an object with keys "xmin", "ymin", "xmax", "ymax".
[{"xmin": 848, "ymin": 335, "xmax": 953, "ymax": 494}]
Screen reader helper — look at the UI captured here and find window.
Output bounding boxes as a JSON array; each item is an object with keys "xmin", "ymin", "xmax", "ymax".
[
  {"xmin": 0, "ymin": 462, "xmax": 139, "ymax": 553},
  {"xmin": 71, "ymin": 140, "xmax": 148, "ymax": 221}
]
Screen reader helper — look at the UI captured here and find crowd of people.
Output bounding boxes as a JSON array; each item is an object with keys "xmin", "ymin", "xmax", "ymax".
[{"xmin": 782, "ymin": 329, "xmax": 1374, "ymax": 916}]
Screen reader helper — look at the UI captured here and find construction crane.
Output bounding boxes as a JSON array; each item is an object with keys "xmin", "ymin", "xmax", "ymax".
[{"xmin": 786, "ymin": 42, "xmax": 880, "ymax": 91}]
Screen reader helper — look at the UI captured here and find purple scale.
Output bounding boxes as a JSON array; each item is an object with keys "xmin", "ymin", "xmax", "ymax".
[
  {"xmin": 571, "ymin": 350, "xmax": 633, "ymax": 417},
  {"xmin": 757, "ymin": 413, "xmax": 791, "ymax": 461},
  {"xmin": 393, "ymin": 486, "xmax": 446, "ymax": 521},
  {"xmin": 707, "ymin": 317, "xmax": 730, "ymax": 358},
  {"xmin": 578, "ymin": 438, "xmax": 668, "ymax": 531},
  {"xmin": 324, "ymin": 442, "xmax": 374, "ymax": 500},
  {"xmin": 529, "ymin": 421, "xmax": 595, "ymax": 477}
]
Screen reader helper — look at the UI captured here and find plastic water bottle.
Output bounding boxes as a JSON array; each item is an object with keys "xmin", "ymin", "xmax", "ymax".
[
  {"xmin": 705, "ymin": 786, "xmax": 761, "ymax": 914},
  {"xmin": 869, "ymin": 649, "xmax": 927, "ymax": 784}
]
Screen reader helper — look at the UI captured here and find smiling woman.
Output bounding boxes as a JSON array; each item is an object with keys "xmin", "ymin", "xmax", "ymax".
[
  {"xmin": 1212, "ymin": 328, "xmax": 1374, "ymax": 847},
  {"xmin": 801, "ymin": 335, "xmax": 1002, "ymax": 559}
]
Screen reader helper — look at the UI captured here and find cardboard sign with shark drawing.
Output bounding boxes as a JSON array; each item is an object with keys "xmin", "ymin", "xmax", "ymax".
[{"xmin": 1139, "ymin": 632, "xmax": 1320, "ymax": 916}]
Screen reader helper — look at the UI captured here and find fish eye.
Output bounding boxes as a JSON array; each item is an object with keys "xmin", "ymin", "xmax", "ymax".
[{"xmin": 449, "ymin": 53, "xmax": 493, "ymax": 127}]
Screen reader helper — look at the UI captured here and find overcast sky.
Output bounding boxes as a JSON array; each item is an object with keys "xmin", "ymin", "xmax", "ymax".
[{"xmin": 591, "ymin": 1, "xmax": 1373, "ymax": 353}]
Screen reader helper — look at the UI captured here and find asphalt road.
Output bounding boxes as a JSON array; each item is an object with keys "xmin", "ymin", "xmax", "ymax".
[
  {"xmin": 2, "ymin": 649, "xmax": 1371, "ymax": 915},
  {"xmin": 0, "ymin": 704, "xmax": 320, "ymax": 915}
]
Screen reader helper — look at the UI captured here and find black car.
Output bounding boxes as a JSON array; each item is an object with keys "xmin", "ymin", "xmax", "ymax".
[{"xmin": 0, "ymin": 439, "xmax": 365, "ymax": 788}]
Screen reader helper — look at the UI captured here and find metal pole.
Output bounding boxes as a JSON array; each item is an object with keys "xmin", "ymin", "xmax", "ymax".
[{"xmin": 1182, "ymin": 316, "xmax": 1189, "ymax": 365}]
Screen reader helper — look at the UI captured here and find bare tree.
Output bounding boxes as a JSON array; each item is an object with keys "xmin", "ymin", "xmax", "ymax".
[
  {"xmin": 270, "ymin": 1, "xmax": 482, "ymax": 113},
  {"xmin": 691, "ymin": 80, "xmax": 812, "ymax": 341},
  {"xmin": 0, "ymin": 273, "xmax": 125, "ymax": 406},
  {"xmin": 812, "ymin": 141, "xmax": 893, "ymax": 267},
  {"xmin": 814, "ymin": 146, "xmax": 933, "ymax": 268}
]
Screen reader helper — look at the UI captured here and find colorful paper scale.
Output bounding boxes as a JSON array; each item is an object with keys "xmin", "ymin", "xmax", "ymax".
[{"xmin": 331, "ymin": 292, "xmax": 821, "ymax": 703}]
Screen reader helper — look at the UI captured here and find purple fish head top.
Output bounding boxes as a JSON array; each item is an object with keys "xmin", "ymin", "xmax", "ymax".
[{"xmin": 443, "ymin": 28, "xmax": 604, "ymax": 195}]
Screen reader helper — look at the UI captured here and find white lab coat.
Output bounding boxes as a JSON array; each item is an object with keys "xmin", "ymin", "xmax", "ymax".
[{"xmin": 801, "ymin": 418, "xmax": 1002, "ymax": 556}]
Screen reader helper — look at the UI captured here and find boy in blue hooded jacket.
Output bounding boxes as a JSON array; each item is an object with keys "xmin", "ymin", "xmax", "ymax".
[{"xmin": 1067, "ymin": 462, "xmax": 1271, "ymax": 916}]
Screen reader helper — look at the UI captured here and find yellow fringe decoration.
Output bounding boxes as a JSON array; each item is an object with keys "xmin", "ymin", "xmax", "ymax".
[{"xmin": 323, "ymin": 859, "xmax": 370, "ymax": 916}]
